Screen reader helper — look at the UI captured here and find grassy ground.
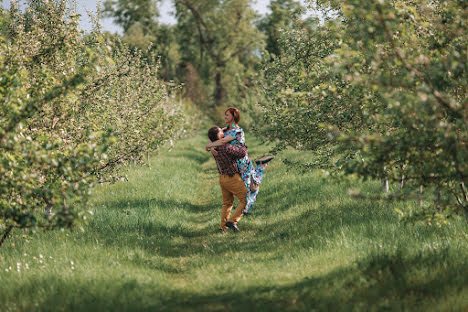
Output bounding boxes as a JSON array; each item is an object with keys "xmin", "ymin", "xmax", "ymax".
[{"xmin": 1, "ymin": 133, "xmax": 468, "ymax": 311}]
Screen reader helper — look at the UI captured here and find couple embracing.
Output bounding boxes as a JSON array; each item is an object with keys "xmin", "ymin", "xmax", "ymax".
[{"xmin": 206, "ymin": 107, "xmax": 274, "ymax": 232}]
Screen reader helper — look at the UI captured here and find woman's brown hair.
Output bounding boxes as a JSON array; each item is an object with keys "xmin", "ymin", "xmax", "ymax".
[{"xmin": 225, "ymin": 107, "xmax": 240, "ymax": 124}]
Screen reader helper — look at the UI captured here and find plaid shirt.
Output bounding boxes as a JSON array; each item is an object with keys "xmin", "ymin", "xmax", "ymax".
[{"xmin": 212, "ymin": 144, "xmax": 247, "ymax": 176}]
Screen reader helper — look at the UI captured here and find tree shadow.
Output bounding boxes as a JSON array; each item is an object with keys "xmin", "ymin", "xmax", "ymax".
[
  {"xmin": 168, "ymin": 149, "xmax": 211, "ymax": 165},
  {"xmin": 157, "ymin": 246, "xmax": 468, "ymax": 311},
  {"xmin": 251, "ymin": 180, "xmax": 326, "ymax": 216},
  {"xmin": 83, "ymin": 166, "xmax": 459, "ymax": 284},
  {"xmin": 87, "ymin": 160, "xmax": 398, "ymax": 259},
  {"xmin": 99, "ymin": 197, "xmax": 216, "ymax": 214},
  {"xmin": 86, "ymin": 193, "xmax": 395, "ymax": 265},
  {"xmin": 12, "ymin": 247, "xmax": 467, "ymax": 311}
]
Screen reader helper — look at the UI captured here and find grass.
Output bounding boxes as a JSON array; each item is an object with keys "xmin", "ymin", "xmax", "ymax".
[{"xmin": 1, "ymin": 133, "xmax": 468, "ymax": 311}]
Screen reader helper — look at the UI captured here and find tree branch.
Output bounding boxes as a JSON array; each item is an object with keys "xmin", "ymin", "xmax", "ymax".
[
  {"xmin": 226, "ymin": 40, "xmax": 255, "ymax": 61},
  {"xmin": 175, "ymin": 0, "xmax": 217, "ymax": 60},
  {"xmin": 375, "ymin": 6, "xmax": 463, "ymax": 120}
]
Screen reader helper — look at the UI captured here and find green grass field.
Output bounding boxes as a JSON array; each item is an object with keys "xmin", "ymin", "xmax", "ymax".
[{"xmin": 1, "ymin": 133, "xmax": 468, "ymax": 311}]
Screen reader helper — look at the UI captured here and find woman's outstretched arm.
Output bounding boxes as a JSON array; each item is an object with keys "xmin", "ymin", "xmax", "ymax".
[{"xmin": 205, "ymin": 135, "xmax": 235, "ymax": 149}]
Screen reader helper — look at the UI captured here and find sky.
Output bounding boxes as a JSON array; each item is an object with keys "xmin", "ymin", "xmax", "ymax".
[{"xmin": 1, "ymin": 0, "xmax": 306, "ymax": 34}]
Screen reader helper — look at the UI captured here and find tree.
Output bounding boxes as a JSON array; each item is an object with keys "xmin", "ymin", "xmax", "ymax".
[
  {"xmin": 104, "ymin": 0, "xmax": 180, "ymax": 82},
  {"xmin": 259, "ymin": 0, "xmax": 468, "ymax": 223},
  {"xmin": 258, "ymin": 15, "xmax": 371, "ymax": 165},
  {"xmin": 103, "ymin": 0, "xmax": 160, "ymax": 34},
  {"xmin": 80, "ymin": 33, "xmax": 183, "ymax": 180},
  {"xmin": 0, "ymin": 1, "xmax": 106, "ymax": 246},
  {"xmin": 174, "ymin": 0, "xmax": 264, "ymax": 107},
  {"xmin": 333, "ymin": 0, "xmax": 467, "ymax": 222},
  {"xmin": 0, "ymin": 0, "xmax": 183, "ymax": 247},
  {"xmin": 257, "ymin": 0, "xmax": 305, "ymax": 57}
]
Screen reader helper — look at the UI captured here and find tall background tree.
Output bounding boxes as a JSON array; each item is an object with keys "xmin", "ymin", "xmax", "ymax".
[
  {"xmin": 257, "ymin": 0, "xmax": 305, "ymax": 57},
  {"xmin": 174, "ymin": 0, "xmax": 264, "ymax": 112},
  {"xmin": 104, "ymin": 0, "xmax": 180, "ymax": 81},
  {"xmin": 103, "ymin": 0, "xmax": 160, "ymax": 34},
  {"xmin": 104, "ymin": 0, "xmax": 266, "ymax": 122}
]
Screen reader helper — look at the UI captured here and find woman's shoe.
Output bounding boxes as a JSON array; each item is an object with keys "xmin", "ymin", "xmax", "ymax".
[{"xmin": 255, "ymin": 155, "xmax": 275, "ymax": 165}]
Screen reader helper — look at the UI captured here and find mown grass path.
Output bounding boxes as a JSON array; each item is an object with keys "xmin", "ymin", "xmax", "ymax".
[{"xmin": 1, "ymin": 134, "xmax": 468, "ymax": 311}]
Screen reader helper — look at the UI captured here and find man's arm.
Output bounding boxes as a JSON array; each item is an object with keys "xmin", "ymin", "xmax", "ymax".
[
  {"xmin": 205, "ymin": 135, "xmax": 235, "ymax": 149},
  {"xmin": 217, "ymin": 144, "xmax": 247, "ymax": 159}
]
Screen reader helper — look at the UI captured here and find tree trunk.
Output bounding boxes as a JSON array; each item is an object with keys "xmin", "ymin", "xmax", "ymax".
[
  {"xmin": 461, "ymin": 182, "xmax": 468, "ymax": 202},
  {"xmin": 458, "ymin": 182, "xmax": 468, "ymax": 222},
  {"xmin": 45, "ymin": 205, "xmax": 52, "ymax": 216},
  {"xmin": 398, "ymin": 164, "xmax": 406, "ymax": 190},
  {"xmin": 0, "ymin": 226, "xmax": 13, "ymax": 248},
  {"xmin": 434, "ymin": 187, "xmax": 441, "ymax": 212},
  {"xmin": 382, "ymin": 178, "xmax": 389, "ymax": 193},
  {"xmin": 418, "ymin": 185, "xmax": 423, "ymax": 208},
  {"xmin": 455, "ymin": 194, "xmax": 468, "ymax": 222},
  {"xmin": 214, "ymin": 69, "xmax": 225, "ymax": 107}
]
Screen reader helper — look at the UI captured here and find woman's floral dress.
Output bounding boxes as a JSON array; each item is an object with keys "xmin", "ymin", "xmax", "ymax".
[{"xmin": 224, "ymin": 126, "xmax": 264, "ymax": 214}]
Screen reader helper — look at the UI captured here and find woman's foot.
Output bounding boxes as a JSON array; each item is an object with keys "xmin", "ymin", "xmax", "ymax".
[{"xmin": 255, "ymin": 155, "xmax": 275, "ymax": 165}]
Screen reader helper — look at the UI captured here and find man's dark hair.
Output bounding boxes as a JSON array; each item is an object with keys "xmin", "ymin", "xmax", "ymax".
[{"xmin": 208, "ymin": 126, "xmax": 220, "ymax": 142}]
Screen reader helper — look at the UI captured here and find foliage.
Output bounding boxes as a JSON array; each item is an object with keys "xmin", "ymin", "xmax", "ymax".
[
  {"xmin": 256, "ymin": 0, "xmax": 305, "ymax": 57},
  {"xmin": 80, "ymin": 34, "xmax": 183, "ymax": 180},
  {"xmin": 0, "ymin": 0, "xmax": 182, "ymax": 241},
  {"xmin": 174, "ymin": 0, "xmax": 264, "ymax": 109},
  {"xmin": 105, "ymin": 0, "xmax": 266, "ymax": 121},
  {"xmin": 103, "ymin": 0, "xmax": 181, "ymax": 82},
  {"xmin": 104, "ymin": 0, "xmax": 314, "ymax": 126},
  {"xmin": 258, "ymin": 17, "xmax": 369, "ymax": 163},
  {"xmin": 258, "ymin": 0, "xmax": 468, "ymax": 222},
  {"xmin": 103, "ymin": 0, "xmax": 159, "ymax": 34},
  {"xmin": 0, "ymin": 1, "xmax": 104, "ymax": 235}
]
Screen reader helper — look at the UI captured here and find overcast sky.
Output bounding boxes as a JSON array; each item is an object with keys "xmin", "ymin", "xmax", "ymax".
[{"xmin": 1, "ymin": 0, "xmax": 297, "ymax": 34}]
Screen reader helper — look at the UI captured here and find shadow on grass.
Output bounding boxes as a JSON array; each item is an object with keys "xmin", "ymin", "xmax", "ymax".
[
  {"xmin": 84, "ymin": 165, "xmax": 454, "ymax": 279},
  {"xmin": 85, "ymin": 194, "xmax": 395, "ymax": 267},
  {"xmin": 87, "ymin": 165, "xmax": 400, "ymax": 260},
  {"xmin": 166, "ymin": 248, "xmax": 468, "ymax": 312},
  {"xmin": 10, "ymin": 247, "xmax": 467, "ymax": 312},
  {"xmin": 88, "ymin": 198, "xmax": 218, "ymax": 243},
  {"xmin": 99, "ymin": 197, "xmax": 217, "ymax": 214},
  {"xmin": 252, "ymin": 180, "xmax": 325, "ymax": 216},
  {"xmin": 167, "ymin": 148, "xmax": 211, "ymax": 165}
]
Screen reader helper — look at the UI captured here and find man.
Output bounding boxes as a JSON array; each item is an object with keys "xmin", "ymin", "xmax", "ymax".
[{"xmin": 207, "ymin": 126, "xmax": 247, "ymax": 232}]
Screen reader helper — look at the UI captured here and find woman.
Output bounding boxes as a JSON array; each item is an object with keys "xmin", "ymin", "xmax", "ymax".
[{"xmin": 205, "ymin": 107, "xmax": 273, "ymax": 214}]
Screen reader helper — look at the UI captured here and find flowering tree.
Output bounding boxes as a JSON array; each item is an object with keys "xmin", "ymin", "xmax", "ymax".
[
  {"xmin": 78, "ymin": 34, "xmax": 182, "ymax": 180},
  {"xmin": 259, "ymin": 0, "xmax": 467, "ymax": 223},
  {"xmin": 0, "ymin": 2, "xmax": 103, "ymax": 246},
  {"xmin": 0, "ymin": 0, "xmax": 182, "ymax": 247}
]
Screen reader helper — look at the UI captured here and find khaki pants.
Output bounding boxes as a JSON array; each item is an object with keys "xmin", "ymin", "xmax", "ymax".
[{"xmin": 219, "ymin": 174, "xmax": 247, "ymax": 229}]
